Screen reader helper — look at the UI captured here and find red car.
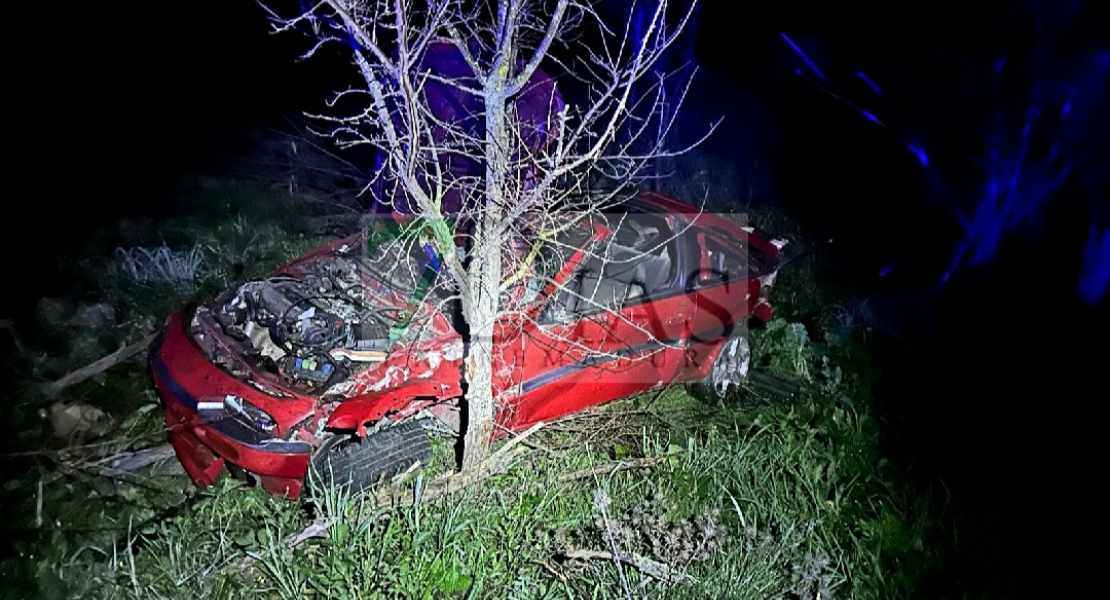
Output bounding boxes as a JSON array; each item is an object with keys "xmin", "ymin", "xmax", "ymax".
[{"xmin": 150, "ymin": 191, "xmax": 787, "ymax": 498}]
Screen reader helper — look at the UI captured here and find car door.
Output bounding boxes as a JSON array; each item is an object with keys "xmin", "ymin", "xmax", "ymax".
[{"xmin": 498, "ymin": 228, "xmax": 693, "ymax": 430}]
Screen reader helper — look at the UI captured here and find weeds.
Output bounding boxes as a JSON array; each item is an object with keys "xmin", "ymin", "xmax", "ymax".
[
  {"xmin": 752, "ymin": 318, "xmax": 814, "ymax": 384},
  {"xmin": 25, "ymin": 335, "xmax": 932, "ymax": 600},
  {"xmin": 114, "ymin": 245, "xmax": 205, "ymax": 286}
]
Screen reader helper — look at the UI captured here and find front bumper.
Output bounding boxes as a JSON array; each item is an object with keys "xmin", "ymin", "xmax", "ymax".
[{"xmin": 150, "ymin": 324, "xmax": 313, "ymax": 498}]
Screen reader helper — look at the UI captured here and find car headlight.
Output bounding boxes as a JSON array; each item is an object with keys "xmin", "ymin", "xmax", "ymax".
[{"xmin": 198, "ymin": 394, "xmax": 277, "ymax": 433}]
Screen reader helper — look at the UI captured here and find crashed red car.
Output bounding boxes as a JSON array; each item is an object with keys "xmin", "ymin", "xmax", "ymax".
[{"xmin": 149, "ymin": 191, "xmax": 787, "ymax": 498}]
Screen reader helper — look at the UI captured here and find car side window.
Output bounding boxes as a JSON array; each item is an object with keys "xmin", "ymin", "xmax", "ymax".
[
  {"xmin": 538, "ymin": 251, "xmax": 617, "ymax": 324},
  {"xmin": 536, "ymin": 212, "xmax": 679, "ymax": 325},
  {"xmin": 538, "ymin": 242, "xmax": 667, "ymax": 324},
  {"xmin": 602, "ymin": 212, "xmax": 677, "ymax": 301},
  {"xmin": 573, "ymin": 252, "xmax": 634, "ymax": 316}
]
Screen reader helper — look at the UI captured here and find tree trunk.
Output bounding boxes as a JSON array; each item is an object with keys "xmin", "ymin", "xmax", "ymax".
[
  {"xmin": 460, "ymin": 81, "xmax": 510, "ymax": 470},
  {"xmin": 461, "ymin": 296, "xmax": 496, "ymax": 470}
]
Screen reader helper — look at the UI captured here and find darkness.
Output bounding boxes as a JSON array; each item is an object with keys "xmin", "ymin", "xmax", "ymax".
[
  {"xmin": 7, "ymin": 0, "xmax": 1108, "ymax": 596},
  {"xmin": 8, "ymin": 1, "xmax": 345, "ymax": 310},
  {"xmin": 698, "ymin": 1, "xmax": 1108, "ymax": 594}
]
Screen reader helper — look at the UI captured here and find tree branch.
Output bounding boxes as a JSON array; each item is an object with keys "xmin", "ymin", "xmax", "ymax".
[
  {"xmin": 562, "ymin": 548, "xmax": 697, "ymax": 585},
  {"xmin": 36, "ymin": 331, "xmax": 159, "ymax": 399},
  {"xmin": 508, "ymin": 0, "xmax": 570, "ymax": 95}
]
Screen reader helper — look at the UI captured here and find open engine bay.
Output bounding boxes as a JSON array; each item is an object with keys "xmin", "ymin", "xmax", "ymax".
[{"xmin": 188, "ymin": 251, "xmax": 429, "ymax": 395}]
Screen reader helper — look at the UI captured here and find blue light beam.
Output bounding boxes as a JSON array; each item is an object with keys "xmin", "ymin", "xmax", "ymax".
[
  {"xmin": 781, "ymin": 33, "xmax": 827, "ymax": 82},
  {"xmin": 856, "ymin": 70, "xmax": 884, "ymax": 98}
]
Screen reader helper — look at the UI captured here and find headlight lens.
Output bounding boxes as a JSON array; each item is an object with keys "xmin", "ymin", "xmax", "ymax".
[{"xmin": 199, "ymin": 394, "xmax": 277, "ymax": 433}]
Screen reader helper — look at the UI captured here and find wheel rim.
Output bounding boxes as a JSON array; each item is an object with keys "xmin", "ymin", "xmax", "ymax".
[{"xmin": 711, "ymin": 335, "xmax": 751, "ymax": 398}]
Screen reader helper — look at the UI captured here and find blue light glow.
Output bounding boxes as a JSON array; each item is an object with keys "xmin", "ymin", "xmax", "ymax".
[
  {"xmin": 781, "ymin": 33, "xmax": 827, "ymax": 82},
  {"xmin": 859, "ymin": 109, "xmax": 881, "ymax": 125},
  {"xmin": 782, "ymin": 9, "xmax": 1107, "ymax": 306},
  {"xmin": 906, "ymin": 143, "xmax": 929, "ymax": 168},
  {"xmin": 423, "ymin": 242, "xmax": 441, "ymax": 272},
  {"xmin": 1078, "ymin": 225, "xmax": 1109, "ymax": 305},
  {"xmin": 631, "ymin": 3, "xmax": 646, "ymax": 53},
  {"xmin": 942, "ymin": 43, "xmax": 1107, "ymax": 304},
  {"xmin": 856, "ymin": 70, "xmax": 883, "ymax": 97}
]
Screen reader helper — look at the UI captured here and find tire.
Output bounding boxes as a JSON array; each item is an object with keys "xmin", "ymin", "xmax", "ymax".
[{"xmin": 307, "ymin": 420, "xmax": 433, "ymax": 495}]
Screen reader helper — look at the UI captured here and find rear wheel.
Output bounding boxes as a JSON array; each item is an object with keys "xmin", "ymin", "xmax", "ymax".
[
  {"xmin": 708, "ymin": 334, "xmax": 752, "ymax": 398},
  {"xmin": 686, "ymin": 333, "xmax": 752, "ymax": 401},
  {"xmin": 307, "ymin": 420, "xmax": 432, "ymax": 495}
]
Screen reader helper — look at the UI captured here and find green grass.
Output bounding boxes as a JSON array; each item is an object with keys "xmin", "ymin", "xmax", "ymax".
[
  {"xmin": 25, "ymin": 336, "xmax": 931, "ymax": 600},
  {"xmin": 35, "ymin": 325, "xmax": 937, "ymax": 600}
]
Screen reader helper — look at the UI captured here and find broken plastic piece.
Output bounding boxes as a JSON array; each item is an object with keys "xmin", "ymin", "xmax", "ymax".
[{"xmin": 330, "ymin": 348, "xmax": 389, "ymax": 362}]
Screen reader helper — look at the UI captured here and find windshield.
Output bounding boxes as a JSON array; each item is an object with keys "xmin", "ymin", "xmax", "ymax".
[
  {"xmin": 358, "ymin": 215, "xmax": 596, "ymax": 319},
  {"xmin": 359, "ymin": 223, "xmax": 450, "ymax": 301}
]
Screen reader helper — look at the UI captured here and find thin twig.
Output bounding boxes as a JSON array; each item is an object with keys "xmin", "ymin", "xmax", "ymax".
[
  {"xmin": 106, "ymin": 444, "xmax": 177, "ymax": 472},
  {"xmin": 562, "ymin": 548, "xmax": 697, "ymax": 585},
  {"xmin": 531, "ymin": 558, "xmax": 568, "ymax": 583},
  {"xmin": 229, "ymin": 517, "xmax": 337, "ymax": 576},
  {"xmin": 389, "ymin": 460, "xmax": 423, "ymax": 486},
  {"xmin": 553, "ymin": 456, "xmax": 665, "ymax": 485},
  {"xmin": 596, "ymin": 490, "xmax": 634, "ymax": 600},
  {"xmin": 374, "ymin": 422, "xmax": 546, "ymax": 509}
]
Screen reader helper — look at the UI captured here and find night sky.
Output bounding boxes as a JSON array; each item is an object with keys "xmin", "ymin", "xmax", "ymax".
[
  {"xmin": 7, "ymin": 0, "xmax": 1108, "ymax": 594},
  {"xmin": 13, "ymin": 0, "xmax": 1105, "ymax": 292}
]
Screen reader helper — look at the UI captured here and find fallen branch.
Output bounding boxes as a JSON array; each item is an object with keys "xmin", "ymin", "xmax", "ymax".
[
  {"xmin": 36, "ymin": 331, "xmax": 159, "ymax": 398},
  {"xmin": 562, "ymin": 548, "xmax": 697, "ymax": 585},
  {"xmin": 285, "ymin": 517, "xmax": 337, "ymax": 547},
  {"xmin": 4, "ymin": 436, "xmax": 163, "ymax": 462},
  {"xmin": 54, "ymin": 460, "xmax": 151, "ymax": 489},
  {"xmin": 227, "ymin": 517, "xmax": 337, "ymax": 577},
  {"xmin": 519, "ymin": 456, "xmax": 667, "ymax": 497},
  {"xmin": 31, "ymin": 443, "xmax": 180, "ymax": 499},
  {"xmin": 55, "ymin": 443, "xmax": 176, "ymax": 480},
  {"xmin": 531, "ymin": 558, "xmax": 568, "ymax": 583},
  {"xmin": 389, "ymin": 459, "xmax": 423, "ymax": 486},
  {"xmin": 107, "ymin": 443, "xmax": 176, "ymax": 472},
  {"xmin": 372, "ymin": 447, "xmax": 527, "ymax": 509},
  {"xmin": 490, "ymin": 421, "xmax": 546, "ymax": 462}
]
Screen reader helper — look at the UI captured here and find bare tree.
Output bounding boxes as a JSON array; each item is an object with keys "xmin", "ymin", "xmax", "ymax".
[{"xmin": 262, "ymin": 0, "xmax": 711, "ymax": 469}]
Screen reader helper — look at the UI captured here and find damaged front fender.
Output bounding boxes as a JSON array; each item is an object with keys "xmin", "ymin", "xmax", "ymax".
[{"xmin": 326, "ymin": 379, "xmax": 459, "ymax": 436}]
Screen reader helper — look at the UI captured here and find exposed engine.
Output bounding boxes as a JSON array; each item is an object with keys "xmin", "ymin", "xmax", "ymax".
[{"xmin": 191, "ymin": 256, "xmax": 402, "ymax": 393}]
